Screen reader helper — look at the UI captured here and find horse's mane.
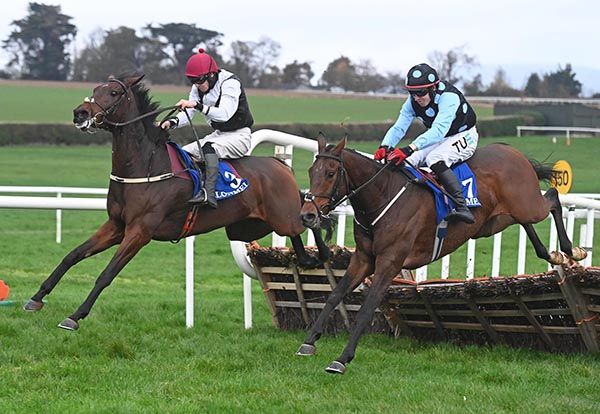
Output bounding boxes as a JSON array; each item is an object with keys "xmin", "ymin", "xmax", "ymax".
[{"xmin": 116, "ymin": 71, "xmax": 167, "ymax": 144}]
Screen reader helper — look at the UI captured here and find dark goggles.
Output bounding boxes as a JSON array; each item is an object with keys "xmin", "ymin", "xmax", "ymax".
[
  {"xmin": 187, "ymin": 74, "xmax": 211, "ymax": 85},
  {"xmin": 408, "ymin": 88, "xmax": 430, "ymax": 97}
]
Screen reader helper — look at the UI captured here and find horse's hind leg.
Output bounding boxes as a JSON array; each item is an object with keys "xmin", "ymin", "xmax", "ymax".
[
  {"xmin": 59, "ymin": 225, "xmax": 151, "ymax": 330},
  {"xmin": 522, "ymin": 223, "xmax": 551, "ymax": 262},
  {"xmin": 25, "ymin": 220, "xmax": 123, "ymax": 311},
  {"xmin": 544, "ymin": 188, "xmax": 586, "ymax": 261},
  {"xmin": 544, "ymin": 188, "xmax": 574, "ymax": 256}
]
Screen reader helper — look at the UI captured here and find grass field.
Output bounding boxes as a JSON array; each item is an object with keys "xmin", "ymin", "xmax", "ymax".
[
  {"xmin": 1, "ymin": 134, "xmax": 600, "ymax": 412},
  {"xmin": 0, "ymin": 81, "xmax": 494, "ymax": 124}
]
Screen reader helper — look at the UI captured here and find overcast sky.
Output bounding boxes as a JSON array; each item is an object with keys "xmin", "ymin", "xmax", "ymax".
[{"xmin": 2, "ymin": 0, "xmax": 600, "ymax": 93}]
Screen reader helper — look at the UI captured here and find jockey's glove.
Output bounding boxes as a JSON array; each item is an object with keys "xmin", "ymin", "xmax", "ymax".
[
  {"xmin": 387, "ymin": 146, "xmax": 414, "ymax": 165},
  {"xmin": 374, "ymin": 145, "xmax": 392, "ymax": 161}
]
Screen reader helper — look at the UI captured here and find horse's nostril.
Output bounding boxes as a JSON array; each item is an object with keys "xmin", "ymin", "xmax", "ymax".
[
  {"xmin": 73, "ymin": 108, "xmax": 89, "ymax": 123},
  {"xmin": 301, "ymin": 212, "xmax": 317, "ymax": 227}
]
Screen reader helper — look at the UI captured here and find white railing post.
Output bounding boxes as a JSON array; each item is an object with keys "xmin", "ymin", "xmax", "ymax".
[
  {"xmin": 566, "ymin": 206, "xmax": 576, "ymax": 241},
  {"xmin": 492, "ymin": 232, "xmax": 502, "ymax": 277},
  {"xmin": 441, "ymin": 255, "xmax": 450, "ymax": 279},
  {"xmin": 466, "ymin": 239, "xmax": 476, "ymax": 279},
  {"xmin": 56, "ymin": 192, "xmax": 62, "ymax": 244},
  {"xmin": 336, "ymin": 210, "xmax": 346, "ymax": 247},
  {"xmin": 416, "ymin": 266, "xmax": 427, "ymax": 282},
  {"xmin": 243, "ymin": 274, "xmax": 253, "ymax": 329},
  {"xmin": 518, "ymin": 226, "xmax": 527, "ymax": 274},
  {"xmin": 585, "ymin": 209, "xmax": 595, "ymax": 267},
  {"xmin": 185, "ymin": 236, "xmax": 195, "ymax": 328}
]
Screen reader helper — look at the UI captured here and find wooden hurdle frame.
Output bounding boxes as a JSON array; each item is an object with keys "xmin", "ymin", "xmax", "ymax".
[{"xmin": 249, "ymin": 246, "xmax": 600, "ymax": 353}]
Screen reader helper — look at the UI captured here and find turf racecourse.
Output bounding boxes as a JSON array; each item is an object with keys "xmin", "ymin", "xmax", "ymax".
[{"xmin": 1, "ymin": 136, "xmax": 600, "ymax": 412}]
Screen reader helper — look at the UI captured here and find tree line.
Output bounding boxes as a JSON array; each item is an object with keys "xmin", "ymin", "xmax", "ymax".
[{"xmin": 1, "ymin": 3, "xmax": 590, "ymax": 98}]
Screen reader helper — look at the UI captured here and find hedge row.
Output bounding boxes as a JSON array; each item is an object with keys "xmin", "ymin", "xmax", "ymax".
[{"xmin": 0, "ymin": 114, "xmax": 543, "ymax": 146}]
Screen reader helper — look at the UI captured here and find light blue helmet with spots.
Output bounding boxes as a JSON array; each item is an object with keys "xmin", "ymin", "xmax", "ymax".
[{"xmin": 405, "ymin": 63, "xmax": 440, "ymax": 89}]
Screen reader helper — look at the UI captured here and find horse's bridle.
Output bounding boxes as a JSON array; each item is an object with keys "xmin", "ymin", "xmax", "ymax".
[
  {"xmin": 304, "ymin": 152, "xmax": 395, "ymax": 221},
  {"xmin": 84, "ymin": 78, "xmax": 130, "ymax": 127},
  {"xmin": 303, "ymin": 153, "xmax": 351, "ymax": 218}
]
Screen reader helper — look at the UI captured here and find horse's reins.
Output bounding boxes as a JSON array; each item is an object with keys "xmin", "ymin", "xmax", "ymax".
[
  {"xmin": 85, "ymin": 78, "xmax": 181, "ymax": 128},
  {"xmin": 304, "ymin": 153, "xmax": 394, "ymax": 223}
]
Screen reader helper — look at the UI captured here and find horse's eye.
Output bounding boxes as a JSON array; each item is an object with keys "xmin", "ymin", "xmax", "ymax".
[
  {"xmin": 327, "ymin": 171, "xmax": 336, "ymax": 179},
  {"xmin": 110, "ymin": 90, "xmax": 118, "ymax": 96}
]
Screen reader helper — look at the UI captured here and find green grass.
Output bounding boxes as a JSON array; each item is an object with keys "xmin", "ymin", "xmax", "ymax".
[
  {"xmin": 0, "ymin": 82, "xmax": 493, "ymax": 124},
  {"xmin": 1, "ymin": 127, "xmax": 599, "ymax": 409}
]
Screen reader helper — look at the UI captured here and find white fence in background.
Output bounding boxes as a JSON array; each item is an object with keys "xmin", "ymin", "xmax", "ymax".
[
  {"xmin": 516, "ymin": 125, "xmax": 600, "ymax": 138},
  {"xmin": 1, "ymin": 130, "xmax": 598, "ymax": 329}
]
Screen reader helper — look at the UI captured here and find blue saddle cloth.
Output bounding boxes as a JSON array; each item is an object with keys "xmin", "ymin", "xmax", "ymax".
[
  {"xmin": 405, "ymin": 163, "xmax": 481, "ymax": 224},
  {"xmin": 166, "ymin": 141, "xmax": 249, "ymax": 200}
]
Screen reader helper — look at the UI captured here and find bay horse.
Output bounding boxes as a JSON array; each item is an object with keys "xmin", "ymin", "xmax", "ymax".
[
  {"xmin": 297, "ymin": 135, "xmax": 586, "ymax": 374},
  {"xmin": 23, "ymin": 73, "xmax": 329, "ymax": 330}
]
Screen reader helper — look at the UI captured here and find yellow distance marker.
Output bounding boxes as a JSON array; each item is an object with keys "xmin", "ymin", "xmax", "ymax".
[{"xmin": 551, "ymin": 160, "xmax": 573, "ymax": 194}]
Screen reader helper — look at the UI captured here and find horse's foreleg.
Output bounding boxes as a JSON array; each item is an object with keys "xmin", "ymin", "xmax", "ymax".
[
  {"xmin": 290, "ymin": 235, "xmax": 319, "ymax": 269},
  {"xmin": 58, "ymin": 226, "xmax": 151, "ymax": 331},
  {"xmin": 296, "ymin": 249, "xmax": 373, "ymax": 356},
  {"xmin": 312, "ymin": 228, "xmax": 331, "ymax": 262},
  {"xmin": 26, "ymin": 220, "xmax": 123, "ymax": 310},
  {"xmin": 326, "ymin": 257, "xmax": 400, "ymax": 374}
]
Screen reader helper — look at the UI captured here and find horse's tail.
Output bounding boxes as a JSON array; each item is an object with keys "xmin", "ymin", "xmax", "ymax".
[{"xmin": 528, "ymin": 158, "xmax": 555, "ymax": 184}]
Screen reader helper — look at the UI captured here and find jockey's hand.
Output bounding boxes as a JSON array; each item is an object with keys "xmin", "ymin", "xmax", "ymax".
[
  {"xmin": 387, "ymin": 146, "xmax": 414, "ymax": 165},
  {"xmin": 176, "ymin": 99, "xmax": 197, "ymax": 110},
  {"xmin": 160, "ymin": 118, "xmax": 178, "ymax": 130},
  {"xmin": 374, "ymin": 145, "xmax": 392, "ymax": 161}
]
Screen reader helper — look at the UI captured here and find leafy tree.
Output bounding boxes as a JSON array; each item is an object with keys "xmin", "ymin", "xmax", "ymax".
[
  {"xmin": 382, "ymin": 71, "xmax": 405, "ymax": 94},
  {"xmin": 523, "ymin": 64, "xmax": 582, "ymax": 98},
  {"xmin": 281, "ymin": 60, "xmax": 314, "ymax": 89},
  {"xmin": 72, "ymin": 27, "xmax": 166, "ymax": 82},
  {"xmin": 226, "ymin": 37, "xmax": 281, "ymax": 88},
  {"xmin": 144, "ymin": 23, "xmax": 223, "ymax": 84},
  {"xmin": 258, "ymin": 65, "xmax": 283, "ymax": 89},
  {"xmin": 428, "ymin": 46, "xmax": 477, "ymax": 85},
  {"xmin": 354, "ymin": 60, "xmax": 386, "ymax": 93},
  {"xmin": 524, "ymin": 73, "xmax": 542, "ymax": 97},
  {"xmin": 462, "ymin": 74, "xmax": 485, "ymax": 96},
  {"xmin": 482, "ymin": 68, "xmax": 521, "ymax": 96},
  {"xmin": 320, "ymin": 56, "xmax": 358, "ymax": 91},
  {"xmin": 2, "ymin": 2, "xmax": 76, "ymax": 80},
  {"xmin": 542, "ymin": 64, "xmax": 582, "ymax": 97}
]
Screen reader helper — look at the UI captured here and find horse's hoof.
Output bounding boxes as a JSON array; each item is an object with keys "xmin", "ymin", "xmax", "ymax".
[
  {"xmin": 571, "ymin": 246, "xmax": 588, "ymax": 262},
  {"xmin": 57, "ymin": 318, "xmax": 79, "ymax": 331},
  {"xmin": 549, "ymin": 251, "xmax": 566, "ymax": 266},
  {"xmin": 23, "ymin": 299, "xmax": 44, "ymax": 312},
  {"xmin": 296, "ymin": 343, "xmax": 316, "ymax": 356},
  {"xmin": 325, "ymin": 360, "xmax": 346, "ymax": 374}
]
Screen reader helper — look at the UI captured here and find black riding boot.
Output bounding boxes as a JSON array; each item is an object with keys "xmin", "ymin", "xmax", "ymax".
[
  {"xmin": 188, "ymin": 153, "xmax": 218, "ymax": 208},
  {"xmin": 436, "ymin": 168, "xmax": 475, "ymax": 224}
]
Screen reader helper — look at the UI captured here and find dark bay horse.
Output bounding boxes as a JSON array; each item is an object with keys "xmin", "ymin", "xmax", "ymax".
[
  {"xmin": 23, "ymin": 73, "xmax": 329, "ymax": 330},
  {"xmin": 297, "ymin": 135, "xmax": 586, "ymax": 374}
]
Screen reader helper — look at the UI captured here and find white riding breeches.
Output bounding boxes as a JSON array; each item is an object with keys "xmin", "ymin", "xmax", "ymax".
[
  {"xmin": 182, "ymin": 127, "xmax": 252, "ymax": 159},
  {"xmin": 407, "ymin": 126, "xmax": 479, "ymax": 168}
]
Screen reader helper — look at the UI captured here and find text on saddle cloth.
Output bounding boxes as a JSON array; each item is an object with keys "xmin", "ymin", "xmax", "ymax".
[
  {"xmin": 166, "ymin": 140, "xmax": 249, "ymax": 200},
  {"xmin": 405, "ymin": 163, "xmax": 481, "ymax": 225}
]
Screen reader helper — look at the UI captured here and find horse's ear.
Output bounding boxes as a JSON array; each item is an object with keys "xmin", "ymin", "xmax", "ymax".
[
  {"xmin": 317, "ymin": 132, "xmax": 326, "ymax": 153},
  {"xmin": 126, "ymin": 74, "xmax": 145, "ymax": 87},
  {"xmin": 331, "ymin": 135, "xmax": 347, "ymax": 155}
]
